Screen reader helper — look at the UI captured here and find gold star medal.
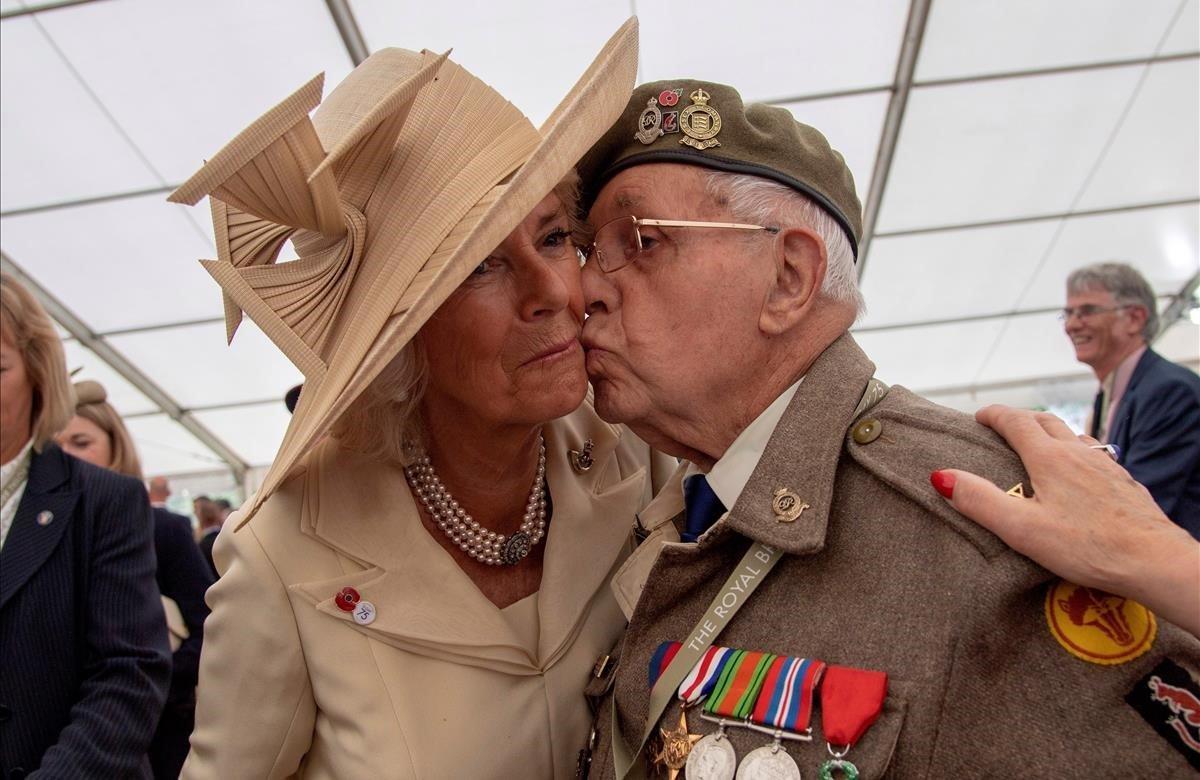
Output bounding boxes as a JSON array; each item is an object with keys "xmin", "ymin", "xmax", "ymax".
[{"xmin": 651, "ymin": 707, "xmax": 702, "ymax": 779}]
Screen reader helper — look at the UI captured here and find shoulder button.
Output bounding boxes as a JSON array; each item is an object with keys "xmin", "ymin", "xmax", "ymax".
[{"xmin": 851, "ymin": 418, "xmax": 883, "ymax": 445}]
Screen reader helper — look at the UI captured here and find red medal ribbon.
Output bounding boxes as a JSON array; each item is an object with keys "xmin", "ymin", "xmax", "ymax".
[{"xmin": 819, "ymin": 664, "xmax": 888, "ymax": 746}]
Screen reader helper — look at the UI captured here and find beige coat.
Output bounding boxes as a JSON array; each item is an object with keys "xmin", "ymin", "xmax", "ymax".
[
  {"xmin": 592, "ymin": 334, "xmax": 1200, "ymax": 778},
  {"xmin": 184, "ymin": 402, "xmax": 674, "ymax": 779}
]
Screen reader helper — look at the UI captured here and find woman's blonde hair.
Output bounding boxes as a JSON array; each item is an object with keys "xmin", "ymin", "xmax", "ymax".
[
  {"xmin": 0, "ymin": 272, "xmax": 73, "ymax": 450},
  {"xmin": 333, "ymin": 172, "xmax": 584, "ymax": 464},
  {"xmin": 72, "ymin": 380, "xmax": 143, "ymax": 480}
]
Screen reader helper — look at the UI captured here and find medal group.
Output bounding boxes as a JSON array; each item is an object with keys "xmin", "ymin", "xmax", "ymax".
[{"xmin": 647, "ymin": 642, "xmax": 886, "ymax": 780}]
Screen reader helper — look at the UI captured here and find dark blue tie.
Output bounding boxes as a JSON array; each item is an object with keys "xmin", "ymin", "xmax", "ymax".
[{"xmin": 682, "ymin": 474, "xmax": 726, "ymax": 543}]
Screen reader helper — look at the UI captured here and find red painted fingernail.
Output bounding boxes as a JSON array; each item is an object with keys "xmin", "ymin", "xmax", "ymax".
[{"xmin": 930, "ymin": 470, "xmax": 956, "ymax": 499}]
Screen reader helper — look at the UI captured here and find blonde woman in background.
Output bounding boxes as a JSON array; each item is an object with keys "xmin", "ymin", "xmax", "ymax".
[
  {"xmin": 57, "ymin": 379, "xmax": 215, "ymax": 780},
  {"xmin": 0, "ymin": 272, "xmax": 169, "ymax": 778}
]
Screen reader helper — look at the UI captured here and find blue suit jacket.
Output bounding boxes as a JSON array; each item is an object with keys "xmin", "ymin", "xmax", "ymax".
[
  {"xmin": 0, "ymin": 445, "xmax": 171, "ymax": 778},
  {"xmin": 1108, "ymin": 348, "xmax": 1200, "ymax": 538}
]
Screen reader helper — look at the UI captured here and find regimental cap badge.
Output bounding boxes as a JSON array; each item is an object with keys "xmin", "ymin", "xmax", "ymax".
[
  {"xmin": 679, "ymin": 87, "xmax": 722, "ymax": 150},
  {"xmin": 635, "ymin": 97, "xmax": 665, "ymax": 145}
]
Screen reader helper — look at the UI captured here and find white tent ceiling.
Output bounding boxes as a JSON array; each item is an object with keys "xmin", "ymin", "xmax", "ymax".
[{"xmin": 2, "ymin": 0, "xmax": 1197, "ymax": 480}]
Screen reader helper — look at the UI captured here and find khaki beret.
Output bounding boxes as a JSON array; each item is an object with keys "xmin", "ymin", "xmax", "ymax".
[{"xmin": 577, "ymin": 80, "xmax": 863, "ymax": 258}]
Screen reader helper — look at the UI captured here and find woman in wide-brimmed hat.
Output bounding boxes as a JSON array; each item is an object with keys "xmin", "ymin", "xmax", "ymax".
[{"xmin": 170, "ymin": 20, "xmax": 672, "ymax": 778}]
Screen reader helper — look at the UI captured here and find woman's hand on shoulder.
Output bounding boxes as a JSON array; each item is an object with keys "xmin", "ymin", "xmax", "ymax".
[{"xmin": 930, "ymin": 404, "xmax": 1200, "ymax": 637}]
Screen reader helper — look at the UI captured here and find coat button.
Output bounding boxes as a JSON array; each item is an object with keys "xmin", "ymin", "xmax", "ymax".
[
  {"xmin": 851, "ymin": 418, "xmax": 882, "ymax": 445},
  {"xmin": 0, "ymin": 703, "xmax": 10, "ymax": 721}
]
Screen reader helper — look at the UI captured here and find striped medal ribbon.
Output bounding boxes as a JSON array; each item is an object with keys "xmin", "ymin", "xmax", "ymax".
[
  {"xmin": 736, "ymin": 657, "xmax": 827, "ymax": 780},
  {"xmin": 686, "ymin": 650, "xmax": 776, "ymax": 780}
]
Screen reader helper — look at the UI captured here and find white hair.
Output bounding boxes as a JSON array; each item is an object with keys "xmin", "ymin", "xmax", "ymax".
[{"xmin": 703, "ymin": 171, "xmax": 865, "ymax": 319}]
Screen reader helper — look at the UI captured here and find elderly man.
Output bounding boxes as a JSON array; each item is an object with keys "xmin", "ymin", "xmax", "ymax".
[
  {"xmin": 1064, "ymin": 262, "xmax": 1200, "ymax": 537},
  {"xmin": 575, "ymin": 82, "xmax": 1200, "ymax": 779}
]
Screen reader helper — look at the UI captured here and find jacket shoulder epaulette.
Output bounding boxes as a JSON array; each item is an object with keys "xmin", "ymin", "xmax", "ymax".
[{"xmin": 844, "ymin": 385, "xmax": 1028, "ymax": 559}]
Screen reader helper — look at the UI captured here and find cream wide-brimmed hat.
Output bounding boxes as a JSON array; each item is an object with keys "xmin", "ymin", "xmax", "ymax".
[{"xmin": 170, "ymin": 19, "xmax": 639, "ymax": 525}]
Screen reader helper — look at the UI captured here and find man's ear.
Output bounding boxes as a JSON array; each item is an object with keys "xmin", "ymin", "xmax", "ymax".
[
  {"xmin": 1125, "ymin": 304, "xmax": 1149, "ymax": 337},
  {"xmin": 759, "ymin": 226, "xmax": 826, "ymax": 336}
]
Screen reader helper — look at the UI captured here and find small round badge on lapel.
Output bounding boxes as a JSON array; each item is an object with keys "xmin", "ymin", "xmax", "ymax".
[
  {"xmin": 334, "ymin": 587, "xmax": 360, "ymax": 612},
  {"xmin": 36, "ymin": 510, "xmax": 53, "ymax": 526},
  {"xmin": 352, "ymin": 600, "xmax": 377, "ymax": 626}
]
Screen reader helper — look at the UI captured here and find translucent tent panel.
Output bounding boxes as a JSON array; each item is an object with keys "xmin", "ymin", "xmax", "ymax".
[
  {"xmin": 32, "ymin": 0, "xmax": 354, "ymax": 185},
  {"xmin": 1157, "ymin": 318, "xmax": 1200, "ymax": 363},
  {"xmin": 853, "ymin": 319, "xmax": 1007, "ymax": 393},
  {"xmin": 974, "ymin": 311, "xmax": 1088, "ymax": 386},
  {"xmin": 1074, "ymin": 59, "xmax": 1200, "ymax": 211},
  {"xmin": 858, "ymin": 220, "xmax": 1058, "ymax": 328},
  {"xmin": 1020, "ymin": 203, "xmax": 1199, "ymax": 309},
  {"xmin": 916, "ymin": 0, "xmax": 1197, "ymax": 81},
  {"xmin": 350, "ymin": 0, "xmax": 631, "ymax": 126},
  {"xmin": 106, "ymin": 320, "xmax": 302, "ymax": 409},
  {"xmin": 632, "ymin": 0, "xmax": 908, "ymax": 101},
  {"xmin": 859, "ymin": 203, "xmax": 1199, "ymax": 328},
  {"xmin": 1163, "ymin": 0, "xmax": 1200, "ymax": 52},
  {"xmin": 61, "ymin": 339, "xmax": 157, "ymax": 416},
  {"xmin": 0, "ymin": 16, "xmax": 160, "ymax": 210},
  {"xmin": 0, "ymin": 1, "xmax": 24, "ymax": 13},
  {"xmin": 877, "ymin": 65, "xmax": 1145, "ymax": 232},
  {"xmin": 192, "ymin": 402, "xmax": 293, "ymax": 467},
  {"xmin": 778, "ymin": 91, "xmax": 889, "ymax": 199},
  {"xmin": 1, "ymin": 193, "xmax": 220, "ymax": 332},
  {"xmin": 124, "ymin": 413, "xmax": 227, "ymax": 476}
]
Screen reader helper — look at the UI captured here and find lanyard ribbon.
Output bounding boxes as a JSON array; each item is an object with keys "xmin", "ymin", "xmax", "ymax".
[{"xmin": 612, "ymin": 541, "xmax": 783, "ymax": 779}]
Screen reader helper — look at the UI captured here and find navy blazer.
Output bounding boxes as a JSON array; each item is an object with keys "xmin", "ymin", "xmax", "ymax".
[
  {"xmin": 152, "ymin": 506, "xmax": 213, "ymax": 702},
  {"xmin": 1108, "ymin": 348, "xmax": 1200, "ymax": 538},
  {"xmin": 0, "ymin": 445, "xmax": 171, "ymax": 778}
]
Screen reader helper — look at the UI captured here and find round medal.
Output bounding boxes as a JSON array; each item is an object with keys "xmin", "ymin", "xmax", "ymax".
[
  {"xmin": 736, "ymin": 745, "xmax": 801, "ymax": 780},
  {"xmin": 686, "ymin": 733, "xmax": 737, "ymax": 780}
]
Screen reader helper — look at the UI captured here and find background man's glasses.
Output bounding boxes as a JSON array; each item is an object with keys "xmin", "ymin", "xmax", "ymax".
[
  {"xmin": 1058, "ymin": 304, "xmax": 1133, "ymax": 322},
  {"xmin": 583, "ymin": 215, "xmax": 779, "ymax": 273}
]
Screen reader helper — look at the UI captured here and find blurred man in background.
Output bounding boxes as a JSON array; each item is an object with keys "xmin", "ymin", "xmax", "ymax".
[
  {"xmin": 1064, "ymin": 262, "xmax": 1200, "ymax": 537},
  {"xmin": 193, "ymin": 496, "xmax": 222, "ymax": 578}
]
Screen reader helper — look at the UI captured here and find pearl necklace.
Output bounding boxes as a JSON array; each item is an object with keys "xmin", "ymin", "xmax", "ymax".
[{"xmin": 404, "ymin": 436, "xmax": 547, "ymax": 566}]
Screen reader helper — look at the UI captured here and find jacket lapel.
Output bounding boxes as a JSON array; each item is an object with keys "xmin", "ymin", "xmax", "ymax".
[
  {"xmin": 1108, "ymin": 349, "xmax": 1157, "ymax": 452},
  {"xmin": 0, "ymin": 446, "xmax": 79, "ymax": 611},
  {"xmin": 290, "ymin": 407, "xmax": 646, "ymax": 673},
  {"xmin": 536, "ymin": 405, "xmax": 645, "ymax": 665},
  {"xmin": 723, "ymin": 333, "xmax": 877, "ymax": 555}
]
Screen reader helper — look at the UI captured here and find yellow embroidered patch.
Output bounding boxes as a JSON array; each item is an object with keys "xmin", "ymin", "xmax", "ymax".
[{"xmin": 1045, "ymin": 580, "xmax": 1157, "ymax": 665}]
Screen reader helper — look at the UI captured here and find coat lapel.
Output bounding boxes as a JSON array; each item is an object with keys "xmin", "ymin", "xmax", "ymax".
[
  {"xmin": 1108, "ymin": 349, "xmax": 1157, "ymax": 452},
  {"xmin": 723, "ymin": 333, "xmax": 877, "ymax": 555},
  {"xmin": 290, "ymin": 406, "xmax": 646, "ymax": 673},
  {"xmin": 0, "ymin": 446, "xmax": 79, "ymax": 611}
]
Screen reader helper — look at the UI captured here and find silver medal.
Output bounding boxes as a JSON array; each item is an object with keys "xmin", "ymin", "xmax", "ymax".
[
  {"xmin": 736, "ymin": 743, "xmax": 801, "ymax": 780},
  {"xmin": 685, "ymin": 732, "xmax": 737, "ymax": 780}
]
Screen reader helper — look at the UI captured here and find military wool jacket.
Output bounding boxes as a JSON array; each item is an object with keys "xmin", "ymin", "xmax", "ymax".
[{"xmin": 591, "ymin": 334, "xmax": 1200, "ymax": 779}]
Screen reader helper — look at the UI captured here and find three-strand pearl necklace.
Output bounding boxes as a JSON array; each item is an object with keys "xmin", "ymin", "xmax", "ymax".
[{"xmin": 404, "ymin": 435, "xmax": 547, "ymax": 566}]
